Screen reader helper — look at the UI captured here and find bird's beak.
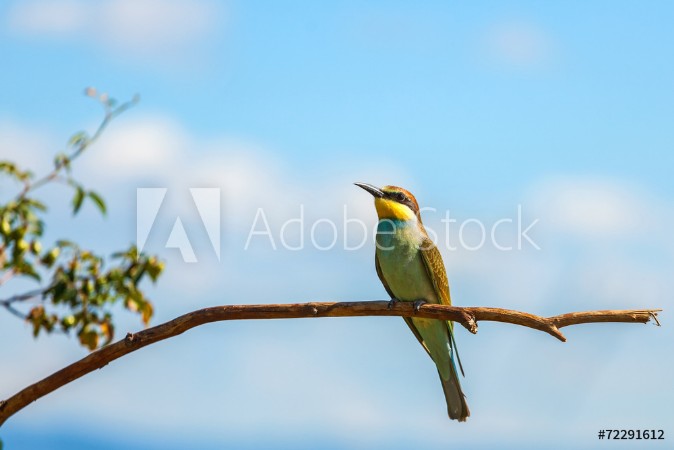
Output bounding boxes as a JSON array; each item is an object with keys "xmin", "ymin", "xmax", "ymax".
[{"xmin": 354, "ymin": 182, "xmax": 384, "ymax": 198}]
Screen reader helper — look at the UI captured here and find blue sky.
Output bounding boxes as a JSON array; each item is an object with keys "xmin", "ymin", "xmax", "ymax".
[{"xmin": 1, "ymin": 1, "xmax": 672, "ymax": 449}]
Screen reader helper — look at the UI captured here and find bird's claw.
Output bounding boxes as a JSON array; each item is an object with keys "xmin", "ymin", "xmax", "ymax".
[
  {"xmin": 413, "ymin": 299, "xmax": 427, "ymax": 313},
  {"xmin": 387, "ymin": 299, "xmax": 397, "ymax": 310}
]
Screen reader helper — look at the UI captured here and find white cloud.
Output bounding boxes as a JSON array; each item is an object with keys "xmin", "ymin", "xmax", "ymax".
[
  {"xmin": 530, "ymin": 177, "xmax": 660, "ymax": 237},
  {"xmin": 574, "ymin": 255, "xmax": 671, "ymax": 307},
  {"xmin": 6, "ymin": 0, "xmax": 90, "ymax": 35},
  {"xmin": 90, "ymin": 115, "xmax": 185, "ymax": 175},
  {"xmin": 0, "ymin": 117, "xmax": 53, "ymax": 171},
  {"xmin": 480, "ymin": 19, "xmax": 556, "ymax": 69},
  {"xmin": 523, "ymin": 176, "xmax": 674, "ymax": 308},
  {"xmin": 97, "ymin": 0, "xmax": 218, "ymax": 56},
  {"xmin": 6, "ymin": 0, "xmax": 221, "ymax": 60}
]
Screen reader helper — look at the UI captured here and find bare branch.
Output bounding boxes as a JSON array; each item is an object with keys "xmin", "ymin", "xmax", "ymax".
[
  {"xmin": 0, "ymin": 268, "xmax": 16, "ymax": 287},
  {"xmin": 1, "ymin": 301, "xmax": 27, "ymax": 320},
  {"xmin": 0, "ymin": 301, "xmax": 661, "ymax": 427},
  {"xmin": 0, "ymin": 287, "xmax": 48, "ymax": 306}
]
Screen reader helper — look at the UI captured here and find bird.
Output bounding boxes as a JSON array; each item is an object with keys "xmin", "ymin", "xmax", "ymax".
[{"xmin": 354, "ymin": 182, "xmax": 469, "ymax": 422}]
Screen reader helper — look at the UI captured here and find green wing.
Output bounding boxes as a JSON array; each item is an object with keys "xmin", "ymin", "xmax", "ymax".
[
  {"xmin": 419, "ymin": 237, "xmax": 452, "ymax": 306},
  {"xmin": 419, "ymin": 237, "xmax": 465, "ymax": 376}
]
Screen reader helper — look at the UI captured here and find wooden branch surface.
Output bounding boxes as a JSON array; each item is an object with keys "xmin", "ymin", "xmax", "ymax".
[{"xmin": 0, "ymin": 301, "xmax": 661, "ymax": 427}]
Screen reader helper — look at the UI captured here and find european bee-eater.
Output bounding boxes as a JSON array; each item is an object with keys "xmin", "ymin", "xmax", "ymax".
[{"xmin": 355, "ymin": 182, "xmax": 469, "ymax": 422}]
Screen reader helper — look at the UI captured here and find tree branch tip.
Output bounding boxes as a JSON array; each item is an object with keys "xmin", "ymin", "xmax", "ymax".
[
  {"xmin": 649, "ymin": 311, "xmax": 661, "ymax": 327},
  {"xmin": 460, "ymin": 317, "xmax": 478, "ymax": 334},
  {"xmin": 552, "ymin": 328, "xmax": 567, "ymax": 342}
]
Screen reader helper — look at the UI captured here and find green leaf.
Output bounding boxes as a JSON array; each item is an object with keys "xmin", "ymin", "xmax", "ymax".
[
  {"xmin": 29, "ymin": 306, "xmax": 45, "ymax": 337},
  {"xmin": 0, "ymin": 161, "xmax": 17, "ymax": 175},
  {"xmin": 72, "ymin": 187, "xmax": 85, "ymax": 214},
  {"xmin": 101, "ymin": 319, "xmax": 114, "ymax": 345},
  {"xmin": 0, "ymin": 217, "xmax": 10, "ymax": 236},
  {"xmin": 30, "ymin": 240, "xmax": 42, "ymax": 255},
  {"xmin": 55, "ymin": 240, "xmax": 76, "ymax": 248},
  {"xmin": 40, "ymin": 247, "xmax": 59, "ymax": 267},
  {"xmin": 21, "ymin": 263, "xmax": 41, "ymax": 282},
  {"xmin": 146, "ymin": 258, "xmax": 165, "ymax": 282},
  {"xmin": 53, "ymin": 153, "xmax": 70, "ymax": 170},
  {"xmin": 79, "ymin": 327, "xmax": 99, "ymax": 351},
  {"xmin": 87, "ymin": 191, "xmax": 107, "ymax": 215},
  {"xmin": 141, "ymin": 301, "xmax": 153, "ymax": 325},
  {"xmin": 61, "ymin": 315, "xmax": 76, "ymax": 329},
  {"xmin": 68, "ymin": 131, "xmax": 89, "ymax": 147},
  {"xmin": 25, "ymin": 198, "xmax": 47, "ymax": 211},
  {"xmin": 131, "ymin": 265, "xmax": 147, "ymax": 284},
  {"xmin": 16, "ymin": 169, "xmax": 33, "ymax": 181},
  {"xmin": 15, "ymin": 238, "xmax": 29, "ymax": 254}
]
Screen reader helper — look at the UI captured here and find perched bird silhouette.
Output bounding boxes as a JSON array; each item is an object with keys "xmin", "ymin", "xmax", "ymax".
[{"xmin": 355, "ymin": 182, "xmax": 469, "ymax": 421}]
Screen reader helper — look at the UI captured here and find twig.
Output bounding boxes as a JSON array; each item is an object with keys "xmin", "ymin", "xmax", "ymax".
[
  {"xmin": 16, "ymin": 95, "xmax": 138, "ymax": 201},
  {"xmin": 0, "ymin": 287, "xmax": 48, "ymax": 306},
  {"xmin": 0, "ymin": 269, "xmax": 15, "ymax": 287},
  {"xmin": 1, "ymin": 301, "xmax": 27, "ymax": 320},
  {"xmin": 0, "ymin": 300, "xmax": 661, "ymax": 427}
]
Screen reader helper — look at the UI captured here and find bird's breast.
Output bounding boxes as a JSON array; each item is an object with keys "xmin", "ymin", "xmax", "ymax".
[{"xmin": 375, "ymin": 220, "xmax": 438, "ymax": 303}]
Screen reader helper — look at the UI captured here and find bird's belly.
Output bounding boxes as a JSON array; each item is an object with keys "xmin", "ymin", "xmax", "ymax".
[{"xmin": 376, "ymin": 247, "xmax": 439, "ymax": 304}]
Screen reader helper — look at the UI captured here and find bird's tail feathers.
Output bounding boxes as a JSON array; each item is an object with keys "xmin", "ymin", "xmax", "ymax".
[{"xmin": 439, "ymin": 364, "xmax": 470, "ymax": 422}]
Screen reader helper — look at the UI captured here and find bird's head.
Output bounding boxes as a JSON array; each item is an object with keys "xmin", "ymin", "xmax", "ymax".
[{"xmin": 354, "ymin": 182, "xmax": 421, "ymax": 222}]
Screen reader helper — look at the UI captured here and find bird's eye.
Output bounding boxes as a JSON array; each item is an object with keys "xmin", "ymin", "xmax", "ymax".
[{"xmin": 394, "ymin": 192, "xmax": 406, "ymax": 202}]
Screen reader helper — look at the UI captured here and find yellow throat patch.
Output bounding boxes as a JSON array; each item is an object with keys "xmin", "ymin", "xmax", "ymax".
[{"xmin": 374, "ymin": 197, "xmax": 416, "ymax": 221}]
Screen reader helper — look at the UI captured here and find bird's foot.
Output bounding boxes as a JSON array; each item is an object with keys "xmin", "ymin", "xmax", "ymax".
[
  {"xmin": 413, "ymin": 299, "xmax": 427, "ymax": 313},
  {"xmin": 387, "ymin": 299, "xmax": 398, "ymax": 310}
]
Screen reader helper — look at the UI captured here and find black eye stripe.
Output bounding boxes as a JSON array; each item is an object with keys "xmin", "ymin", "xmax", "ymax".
[
  {"xmin": 385, "ymin": 190, "xmax": 418, "ymax": 213},
  {"xmin": 387, "ymin": 191, "xmax": 409, "ymax": 204}
]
